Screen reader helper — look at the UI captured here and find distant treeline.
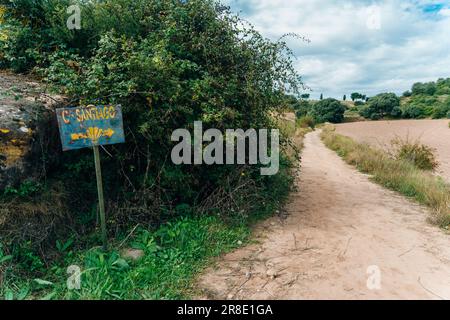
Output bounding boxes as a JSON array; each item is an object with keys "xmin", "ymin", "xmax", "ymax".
[{"xmin": 287, "ymin": 77, "xmax": 450, "ymax": 123}]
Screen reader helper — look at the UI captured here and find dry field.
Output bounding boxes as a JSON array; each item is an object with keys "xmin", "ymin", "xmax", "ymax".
[{"xmin": 335, "ymin": 120, "xmax": 450, "ymax": 182}]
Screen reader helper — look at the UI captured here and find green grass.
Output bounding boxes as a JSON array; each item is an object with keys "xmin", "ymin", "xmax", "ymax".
[
  {"xmin": 0, "ymin": 164, "xmax": 293, "ymax": 300},
  {"xmin": 321, "ymin": 126, "xmax": 450, "ymax": 228},
  {"xmin": 1, "ymin": 215, "xmax": 250, "ymax": 300}
]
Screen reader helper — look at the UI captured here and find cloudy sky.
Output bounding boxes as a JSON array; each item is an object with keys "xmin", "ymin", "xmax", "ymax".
[{"xmin": 223, "ymin": 0, "xmax": 450, "ymax": 99}]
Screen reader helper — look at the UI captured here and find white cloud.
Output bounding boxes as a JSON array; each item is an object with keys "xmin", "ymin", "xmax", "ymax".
[
  {"xmin": 224, "ymin": 0, "xmax": 450, "ymax": 98},
  {"xmin": 439, "ymin": 8, "xmax": 450, "ymax": 17}
]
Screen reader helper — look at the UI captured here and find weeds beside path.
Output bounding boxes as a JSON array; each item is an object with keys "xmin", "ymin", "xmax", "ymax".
[{"xmin": 321, "ymin": 126, "xmax": 450, "ymax": 227}]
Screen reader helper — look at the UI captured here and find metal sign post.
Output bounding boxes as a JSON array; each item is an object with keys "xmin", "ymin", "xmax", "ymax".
[{"xmin": 56, "ymin": 105, "xmax": 126, "ymax": 251}]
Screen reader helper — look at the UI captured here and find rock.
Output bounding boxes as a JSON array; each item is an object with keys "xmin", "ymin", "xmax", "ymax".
[
  {"xmin": 121, "ymin": 248, "xmax": 145, "ymax": 261},
  {"xmin": 0, "ymin": 71, "xmax": 64, "ymax": 191}
]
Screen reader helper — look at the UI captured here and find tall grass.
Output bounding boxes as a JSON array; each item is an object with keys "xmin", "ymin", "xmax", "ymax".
[{"xmin": 321, "ymin": 126, "xmax": 450, "ymax": 227}]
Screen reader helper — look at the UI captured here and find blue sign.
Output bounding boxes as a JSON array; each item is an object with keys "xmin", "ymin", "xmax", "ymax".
[{"xmin": 56, "ymin": 105, "xmax": 125, "ymax": 151}]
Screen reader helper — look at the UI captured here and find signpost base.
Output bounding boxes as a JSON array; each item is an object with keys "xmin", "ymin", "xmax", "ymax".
[{"xmin": 93, "ymin": 145, "xmax": 107, "ymax": 252}]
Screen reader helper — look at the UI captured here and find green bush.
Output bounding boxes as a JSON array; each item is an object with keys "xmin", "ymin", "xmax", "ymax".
[
  {"xmin": 0, "ymin": 0, "xmax": 78, "ymax": 72},
  {"xmin": 0, "ymin": 0, "xmax": 301, "ymax": 246},
  {"xmin": 310, "ymin": 98, "xmax": 345, "ymax": 124},
  {"xmin": 294, "ymin": 99, "xmax": 312, "ymax": 118},
  {"xmin": 436, "ymin": 78, "xmax": 450, "ymax": 95},
  {"xmin": 403, "ymin": 90, "xmax": 412, "ymax": 97},
  {"xmin": 432, "ymin": 104, "xmax": 450, "ymax": 119},
  {"xmin": 402, "ymin": 104, "xmax": 426, "ymax": 119},
  {"xmin": 390, "ymin": 106, "xmax": 402, "ymax": 118},
  {"xmin": 391, "ymin": 137, "xmax": 438, "ymax": 171},
  {"xmin": 397, "ymin": 79, "xmax": 450, "ymax": 119},
  {"xmin": 297, "ymin": 115, "xmax": 315, "ymax": 129},
  {"xmin": 360, "ymin": 93, "xmax": 400, "ymax": 119},
  {"xmin": 412, "ymin": 82, "xmax": 437, "ymax": 96}
]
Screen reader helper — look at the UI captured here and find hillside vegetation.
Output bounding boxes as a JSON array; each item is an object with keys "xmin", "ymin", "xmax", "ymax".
[
  {"xmin": 287, "ymin": 78, "xmax": 450, "ymax": 123},
  {"xmin": 357, "ymin": 79, "xmax": 450, "ymax": 120},
  {"xmin": 0, "ymin": 0, "xmax": 302, "ymax": 299}
]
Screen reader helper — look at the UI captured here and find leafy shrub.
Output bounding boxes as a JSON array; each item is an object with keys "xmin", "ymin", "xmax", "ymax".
[
  {"xmin": 403, "ymin": 90, "xmax": 412, "ymax": 97},
  {"xmin": 396, "ymin": 79, "xmax": 450, "ymax": 119},
  {"xmin": 390, "ymin": 137, "xmax": 438, "ymax": 171},
  {"xmin": 436, "ymin": 78, "xmax": 450, "ymax": 95},
  {"xmin": 0, "ymin": 0, "xmax": 301, "ymax": 246},
  {"xmin": 406, "ymin": 95, "xmax": 439, "ymax": 112},
  {"xmin": 310, "ymin": 98, "xmax": 345, "ymax": 124},
  {"xmin": 412, "ymin": 82, "xmax": 437, "ymax": 96},
  {"xmin": 432, "ymin": 104, "xmax": 450, "ymax": 119},
  {"xmin": 283, "ymin": 95, "xmax": 299, "ymax": 112},
  {"xmin": 402, "ymin": 104, "xmax": 426, "ymax": 119},
  {"xmin": 296, "ymin": 115, "xmax": 315, "ymax": 129},
  {"xmin": 390, "ymin": 106, "xmax": 402, "ymax": 118},
  {"xmin": 3, "ymin": 180, "xmax": 42, "ymax": 198},
  {"xmin": 360, "ymin": 93, "xmax": 400, "ymax": 119},
  {"xmin": 294, "ymin": 99, "xmax": 312, "ymax": 118}
]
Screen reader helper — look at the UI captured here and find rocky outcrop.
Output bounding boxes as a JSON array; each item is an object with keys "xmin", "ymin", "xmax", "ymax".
[{"xmin": 0, "ymin": 71, "xmax": 65, "ymax": 190}]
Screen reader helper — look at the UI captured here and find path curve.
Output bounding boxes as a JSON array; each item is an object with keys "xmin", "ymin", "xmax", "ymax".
[{"xmin": 198, "ymin": 130, "xmax": 450, "ymax": 300}]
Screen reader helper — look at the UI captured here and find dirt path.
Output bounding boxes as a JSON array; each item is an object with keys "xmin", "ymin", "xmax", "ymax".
[{"xmin": 198, "ymin": 130, "xmax": 450, "ymax": 300}]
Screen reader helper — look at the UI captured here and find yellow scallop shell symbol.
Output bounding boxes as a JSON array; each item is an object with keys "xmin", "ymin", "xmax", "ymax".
[{"xmin": 86, "ymin": 127, "xmax": 103, "ymax": 144}]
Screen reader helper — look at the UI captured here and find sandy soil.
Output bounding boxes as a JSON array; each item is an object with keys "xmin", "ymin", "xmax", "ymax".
[
  {"xmin": 335, "ymin": 120, "xmax": 450, "ymax": 182},
  {"xmin": 197, "ymin": 130, "xmax": 450, "ymax": 300}
]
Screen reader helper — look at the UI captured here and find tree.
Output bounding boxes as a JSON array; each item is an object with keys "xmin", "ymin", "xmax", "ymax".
[
  {"xmin": 301, "ymin": 94, "xmax": 310, "ymax": 99},
  {"xmin": 320, "ymin": 93, "xmax": 323, "ymax": 100},
  {"xmin": 295, "ymin": 100, "xmax": 312, "ymax": 118},
  {"xmin": 310, "ymin": 98, "xmax": 346, "ymax": 124},
  {"xmin": 343, "ymin": 95, "xmax": 346, "ymax": 101},
  {"xmin": 360, "ymin": 93, "xmax": 400, "ymax": 119},
  {"xmin": 411, "ymin": 82, "xmax": 437, "ymax": 96},
  {"xmin": 402, "ymin": 104, "xmax": 426, "ymax": 119},
  {"xmin": 403, "ymin": 90, "xmax": 412, "ymax": 97},
  {"xmin": 284, "ymin": 95, "xmax": 299, "ymax": 110},
  {"xmin": 351, "ymin": 92, "xmax": 361, "ymax": 101},
  {"xmin": 436, "ymin": 78, "xmax": 450, "ymax": 95}
]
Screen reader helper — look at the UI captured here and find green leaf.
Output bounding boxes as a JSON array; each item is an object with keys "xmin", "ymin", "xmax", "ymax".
[
  {"xmin": 34, "ymin": 279, "xmax": 54, "ymax": 286},
  {"xmin": 40, "ymin": 292, "xmax": 57, "ymax": 300},
  {"xmin": 112, "ymin": 258, "xmax": 129, "ymax": 270},
  {"xmin": 16, "ymin": 286, "xmax": 30, "ymax": 300},
  {"xmin": 4, "ymin": 289, "xmax": 14, "ymax": 300},
  {"xmin": 0, "ymin": 255, "xmax": 13, "ymax": 264}
]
